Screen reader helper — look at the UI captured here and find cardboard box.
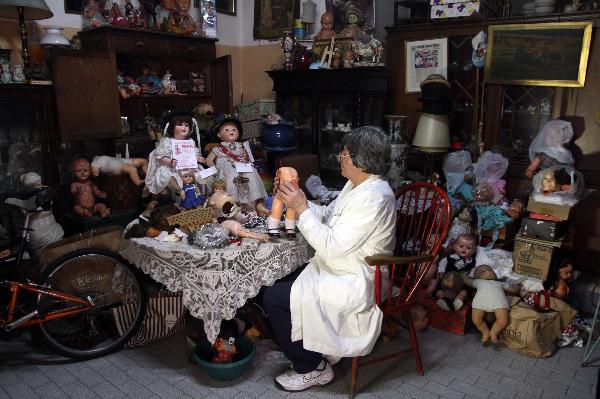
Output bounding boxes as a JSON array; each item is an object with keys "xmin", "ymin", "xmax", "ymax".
[
  {"xmin": 430, "ymin": 1, "xmax": 479, "ymax": 18},
  {"xmin": 236, "ymin": 99, "xmax": 276, "ymax": 122},
  {"xmin": 527, "ymin": 196, "xmax": 573, "ymax": 221},
  {"xmin": 241, "ymin": 119, "xmax": 262, "ymax": 139},
  {"xmin": 512, "ymin": 236, "xmax": 561, "ymax": 280}
]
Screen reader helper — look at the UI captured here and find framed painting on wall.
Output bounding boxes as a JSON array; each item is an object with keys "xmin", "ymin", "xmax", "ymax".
[
  {"xmin": 484, "ymin": 22, "xmax": 592, "ymax": 87},
  {"xmin": 216, "ymin": 0, "xmax": 236, "ymax": 15},
  {"xmin": 405, "ymin": 37, "xmax": 448, "ymax": 93},
  {"xmin": 325, "ymin": 0, "xmax": 375, "ymax": 34},
  {"xmin": 253, "ymin": 0, "xmax": 300, "ymax": 40}
]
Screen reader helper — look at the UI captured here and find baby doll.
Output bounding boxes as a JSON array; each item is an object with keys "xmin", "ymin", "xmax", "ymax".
[
  {"xmin": 206, "ymin": 191, "xmax": 269, "ymax": 243},
  {"xmin": 339, "ymin": 5, "xmax": 364, "ymax": 39},
  {"xmin": 205, "ymin": 114, "xmax": 267, "ymax": 209},
  {"xmin": 543, "ymin": 254, "xmax": 575, "ymax": 303},
  {"xmin": 91, "ymin": 155, "xmax": 148, "ymax": 186},
  {"xmin": 267, "ymin": 167, "xmax": 299, "ymax": 238},
  {"xmin": 540, "ymin": 170, "xmax": 558, "ymax": 194},
  {"xmin": 463, "ymin": 265, "xmax": 520, "ymax": 345},
  {"xmin": 70, "ymin": 158, "xmax": 110, "ymax": 219},
  {"xmin": 145, "ymin": 110, "xmax": 207, "ymax": 196},
  {"xmin": 180, "ymin": 170, "xmax": 205, "ymax": 209},
  {"xmin": 525, "ymin": 119, "xmax": 575, "ymax": 178},
  {"xmin": 314, "ymin": 11, "xmax": 335, "ymax": 40},
  {"xmin": 443, "ymin": 207, "xmax": 472, "ymax": 248},
  {"xmin": 506, "ymin": 199, "xmax": 524, "ymax": 221},
  {"xmin": 436, "ymin": 271, "xmax": 467, "ymax": 312},
  {"xmin": 473, "ymin": 151, "xmax": 508, "ymax": 205}
]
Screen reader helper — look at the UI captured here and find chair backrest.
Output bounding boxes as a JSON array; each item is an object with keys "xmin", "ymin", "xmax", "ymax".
[
  {"xmin": 380, "ymin": 182, "xmax": 451, "ymax": 308},
  {"xmin": 276, "ymin": 154, "xmax": 320, "ymax": 197}
]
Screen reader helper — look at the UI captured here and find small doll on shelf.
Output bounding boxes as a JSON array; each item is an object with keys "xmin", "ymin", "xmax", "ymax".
[
  {"xmin": 91, "ymin": 155, "xmax": 148, "ymax": 186},
  {"xmin": 267, "ymin": 167, "xmax": 299, "ymax": 238},
  {"xmin": 180, "ymin": 169, "xmax": 205, "ymax": 209},
  {"xmin": 70, "ymin": 158, "xmax": 110, "ymax": 219},
  {"xmin": 314, "ymin": 11, "xmax": 335, "ymax": 40},
  {"xmin": 525, "ymin": 119, "xmax": 575, "ymax": 178},
  {"xmin": 339, "ymin": 5, "xmax": 364, "ymax": 39},
  {"xmin": 205, "ymin": 114, "xmax": 267, "ymax": 209},
  {"xmin": 144, "ymin": 110, "xmax": 208, "ymax": 196}
]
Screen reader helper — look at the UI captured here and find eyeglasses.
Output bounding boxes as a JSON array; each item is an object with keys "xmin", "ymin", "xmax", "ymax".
[{"xmin": 336, "ymin": 153, "xmax": 352, "ymax": 162}]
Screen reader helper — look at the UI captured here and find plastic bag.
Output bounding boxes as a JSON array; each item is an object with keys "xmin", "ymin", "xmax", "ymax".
[{"xmin": 529, "ymin": 120, "xmax": 575, "ymax": 165}]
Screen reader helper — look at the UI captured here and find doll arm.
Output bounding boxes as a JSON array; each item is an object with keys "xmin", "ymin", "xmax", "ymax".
[
  {"xmin": 205, "ymin": 152, "xmax": 216, "ymax": 167},
  {"xmin": 161, "ymin": 156, "xmax": 174, "ymax": 167},
  {"xmin": 525, "ymin": 157, "xmax": 541, "ymax": 178},
  {"xmin": 92, "ymin": 183, "xmax": 107, "ymax": 199},
  {"xmin": 461, "ymin": 272, "xmax": 474, "ymax": 288},
  {"xmin": 70, "ymin": 182, "xmax": 81, "ymax": 195}
]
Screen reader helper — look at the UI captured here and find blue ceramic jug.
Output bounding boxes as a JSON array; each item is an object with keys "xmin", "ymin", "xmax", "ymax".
[{"xmin": 262, "ymin": 122, "xmax": 295, "ymax": 149}]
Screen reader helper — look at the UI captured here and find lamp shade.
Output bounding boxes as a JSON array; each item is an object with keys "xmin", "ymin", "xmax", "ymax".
[
  {"xmin": 0, "ymin": 0, "xmax": 53, "ymax": 19},
  {"xmin": 412, "ymin": 113, "xmax": 450, "ymax": 153},
  {"xmin": 40, "ymin": 26, "xmax": 69, "ymax": 46}
]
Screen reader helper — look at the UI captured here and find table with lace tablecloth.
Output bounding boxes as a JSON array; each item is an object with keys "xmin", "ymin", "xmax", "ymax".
[{"xmin": 120, "ymin": 234, "xmax": 314, "ymax": 343}]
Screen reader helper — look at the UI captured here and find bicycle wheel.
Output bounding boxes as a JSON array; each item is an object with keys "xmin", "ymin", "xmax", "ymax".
[{"xmin": 37, "ymin": 248, "xmax": 147, "ymax": 359}]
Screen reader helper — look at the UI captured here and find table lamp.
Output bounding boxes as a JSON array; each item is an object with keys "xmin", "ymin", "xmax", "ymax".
[
  {"xmin": 0, "ymin": 0, "xmax": 53, "ymax": 69},
  {"xmin": 412, "ymin": 113, "xmax": 450, "ymax": 153}
]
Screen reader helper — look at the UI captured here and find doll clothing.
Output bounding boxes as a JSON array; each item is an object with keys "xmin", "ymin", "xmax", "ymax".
[
  {"xmin": 92, "ymin": 156, "xmax": 133, "ymax": 175},
  {"xmin": 472, "ymin": 279, "xmax": 510, "ymax": 312},
  {"xmin": 438, "ymin": 254, "xmax": 477, "ymax": 276},
  {"xmin": 532, "ymin": 152, "xmax": 563, "ymax": 171},
  {"xmin": 182, "ymin": 183, "xmax": 205, "ymax": 209},
  {"xmin": 211, "ymin": 142, "xmax": 267, "ymax": 204}
]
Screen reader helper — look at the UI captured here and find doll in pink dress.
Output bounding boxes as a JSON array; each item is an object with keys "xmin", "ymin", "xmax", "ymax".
[{"xmin": 473, "ymin": 151, "xmax": 508, "ymax": 205}]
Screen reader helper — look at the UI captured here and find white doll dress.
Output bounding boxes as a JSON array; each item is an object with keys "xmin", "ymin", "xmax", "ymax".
[{"xmin": 472, "ymin": 279, "xmax": 510, "ymax": 312}]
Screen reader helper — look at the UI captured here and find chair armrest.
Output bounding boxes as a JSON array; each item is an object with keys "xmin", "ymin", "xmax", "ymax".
[{"xmin": 364, "ymin": 254, "xmax": 433, "ymax": 266}]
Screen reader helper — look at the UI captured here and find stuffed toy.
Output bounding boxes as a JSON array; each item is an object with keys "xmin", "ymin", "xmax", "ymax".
[{"xmin": 435, "ymin": 271, "xmax": 467, "ymax": 312}]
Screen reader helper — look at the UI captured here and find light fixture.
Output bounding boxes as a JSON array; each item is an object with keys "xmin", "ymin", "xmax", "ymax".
[
  {"xmin": 40, "ymin": 26, "xmax": 69, "ymax": 47},
  {"xmin": 412, "ymin": 113, "xmax": 450, "ymax": 153},
  {"xmin": 0, "ymin": 0, "xmax": 53, "ymax": 69}
]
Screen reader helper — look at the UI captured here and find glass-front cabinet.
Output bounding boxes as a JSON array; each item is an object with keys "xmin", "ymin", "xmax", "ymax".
[{"xmin": 267, "ymin": 67, "xmax": 389, "ymax": 188}]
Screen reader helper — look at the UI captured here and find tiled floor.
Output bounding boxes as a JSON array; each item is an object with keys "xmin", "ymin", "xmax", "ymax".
[{"xmin": 0, "ymin": 322, "xmax": 597, "ymax": 399}]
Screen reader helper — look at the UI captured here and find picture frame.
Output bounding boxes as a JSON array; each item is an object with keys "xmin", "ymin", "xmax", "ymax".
[
  {"xmin": 484, "ymin": 22, "xmax": 593, "ymax": 87},
  {"xmin": 405, "ymin": 38, "xmax": 448, "ymax": 93},
  {"xmin": 253, "ymin": 0, "xmax": 299, "ymax": 40},
  {"xmin": 216, "ymin": 0, "xmax": 236, "ymax": 16}
]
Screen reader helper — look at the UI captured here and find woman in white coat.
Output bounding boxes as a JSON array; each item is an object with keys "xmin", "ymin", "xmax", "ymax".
[{"xmin": 263, "ymin": 126, "xmax": 396, "ymax": 392}]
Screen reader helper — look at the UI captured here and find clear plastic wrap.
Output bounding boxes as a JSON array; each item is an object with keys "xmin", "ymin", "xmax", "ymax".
[
  {"xmin": 188, "ymin": 223, "xmax": 230, "ymax": 249},
  {"xmin": 443, "ymin": 150, "xmax": 472, "ymax": 194},
  {"xmin": 532, "ymin": 165, "xmax": 585, "ymax": 206},
  {"xmin": 529, "ymin": 120, "xmax": 575, "ymax": 165},
  {"xmin": 473, "ymin": 151, "xmax": 508, "ymax": 204}
]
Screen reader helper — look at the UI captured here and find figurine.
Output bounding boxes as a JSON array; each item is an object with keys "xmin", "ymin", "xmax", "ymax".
[
  {"xmin": 267, "ymin": 167, "xmax": 299, "ymax": 238},
  {"xmin": 343, "ymin": 49, "xmax": 354, "ymax": 68},
  {"xmin": 12, "ymin": 65, "xmax": 25, "ymax": 83},
  {"xmin": 109, "ymin": 1, "xmax": 129, "ymax": 26},
  {"xmin": 540, "ymin": 170, "xmax": 558, "ymax": 194},
  {"xmin": 525, "ymin": 120, "xmax": 575, "ymax": 178},
  {"xmin": 91, "ymin": 155, "xmax": 148, "ymax": 186},
  {"xmin": 180, "ymin": 169, "xmax": 205, "ymax": 209},
  {"xmin": 166, "ymin": 0, "xmax": 195, "ymax": 34},
  {"xmin": 205, "ymin": 114, "xmax": 267, "ymax": 208},
  {"xmin": 139, "ymin": 0, "xmax": 159, "ymax": 29},
  {"xmin": 1, "ymin": 63, "xmax": 12, "ymax": 84},
  {"xmin": 70, "ymin": 158, "xmax": 110, "ymax": 218},
  {"xmin": 162, "ymin": 70, "xmax": 176, "ymax": 95},
  {"xmin": 435, "ymin": 271, "xmax": 467, "ymax": 312},
  {"xmin": 136, "ymin": 65, "xmax": 162, "ymax": 94},
  {"xmin": 313, "ymin": 11, "xmax": 335, "ymax": 40},
  {"xmin": 369, "ymin": 35, "xmax": 383, "ymax": 64},
  {"xmin": 339, "ymin": 5, "xmax": 364, "ymax": 39},
  {"xmin": 82, "ymin": 0, "xmax": 107, "ymax": 29}
]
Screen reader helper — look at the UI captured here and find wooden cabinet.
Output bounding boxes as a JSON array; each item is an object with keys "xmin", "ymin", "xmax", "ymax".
[
  {"xmin": 267, "ymin": 67, "xmax": 390, "ymax": 187},
  {"xmin": 52, "ymin": 26, "xmax": 232, "ymax": 147}
]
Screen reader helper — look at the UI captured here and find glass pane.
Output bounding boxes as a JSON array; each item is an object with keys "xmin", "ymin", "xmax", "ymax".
[
  {"xmin": 319, "ymin": 96, "xmax": 354, "ymax": 189},
  {"xmin": 280, "ymin": 96, "xmax": 313, "ymax": 154}
]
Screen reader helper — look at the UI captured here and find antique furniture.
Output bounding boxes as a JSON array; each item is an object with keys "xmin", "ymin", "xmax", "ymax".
[
  {"xmin": 350, "ymin": 182, "xmax": 451, "ymax": 398},
  {"xmin": 267, "ymin": 67, "xmax": 390, "ymax": 188}
]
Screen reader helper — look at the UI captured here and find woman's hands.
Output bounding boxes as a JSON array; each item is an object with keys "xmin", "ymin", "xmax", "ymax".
[{"xmin": 277, "ymin": 180, "xmax": 309, "ymax": 217}]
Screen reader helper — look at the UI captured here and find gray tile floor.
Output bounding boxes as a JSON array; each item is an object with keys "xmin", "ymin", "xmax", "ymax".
[{"xmin": 1, "ymin": 322, "xmax": 597, "ymax": 399}]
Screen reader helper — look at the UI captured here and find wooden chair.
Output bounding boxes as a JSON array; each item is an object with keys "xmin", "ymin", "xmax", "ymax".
[{"xmin": 349, "ymin": 182, "xmax": 451, "ymax": 398}]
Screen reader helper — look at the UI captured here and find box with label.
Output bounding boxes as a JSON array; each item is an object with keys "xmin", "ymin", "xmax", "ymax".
[
  {"xmin": 430, "ymin": 1, "xmax": 480, "ymax": 18},
  {"xmin": 236, "ymin": 99, "xmax": 276, "ymax": 122},
  {"xmin": 527, "ymin": 196, "xmax": 573, "ymax": 221},
  {"xmin": 512, "ymin": 236, "xmax": 561, "ymax": 280},
  {"xmin": 520, "ymin": 217, "xmax": 567, "ymax": 241}
]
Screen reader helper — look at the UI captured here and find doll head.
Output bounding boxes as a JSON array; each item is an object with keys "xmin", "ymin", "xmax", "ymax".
[
  {"xmin": 540, "ymin": 170, "xmax": 557, "ymax": 194},
  {"xmin": 176, "ymin": 0, "xmax": 190, "ymax": 12},
  {"xmin": 474, "ymin": 265, "xmax": 497, "ymax": 280},
  {"xmin": 207, "ymin": 190, "xmax": 239, "ymax": 219},
  {"xmin": 544, "ymin": 252, "xmax": 574, "ymax": 290},
  {"xmin": 410, "ymin": 305, "xmax": 428, "ymax": 332},
  {"xmin": 457, "ymin": 207, "xmax": 471, "ymax": 223},
  {"xmin": 276, "ymin": 167, "xmax": 299, "ymax": 185},
  {"xmin": 210, "ymin": 113, "xmax": 243, "ymax": 143},
  {"xmin": 453, "ymin": 234, "xmax": 476, "ymax": 259},
  {"xmin": 164, "ymin": 109, "xmax": 195, "ymax": 140},
  {"xmin": 71, "ymin": 158, "xmax": 92, "ymax": 182},
  {"xmin": 181, "ymin": 170, "xmax": 195, "ymax": 185},
  {"xmin": 474, "ymin": 182, "xmax": 493, "ymax": 205},
  {"xmin": 441, "ymin": 271, "xmax": 464, "ymax": 293},
  {"xmin": 506, "ymin": 199, "xmax": 524, "ymax": 220},
  {"xmin": 320, "ymin": 11, "xmax": 334, "ymax": 30},
  {"xmin": 213, "ymin": 179, "xmax": 226, "ymax": 192},
  {"xmin": 346, "ymin": 5, "xmax": 363, "ymax": 26}
]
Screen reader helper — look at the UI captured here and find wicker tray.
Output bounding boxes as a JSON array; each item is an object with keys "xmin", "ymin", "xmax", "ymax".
[{"xmin": 167, "ymin": 208, "xmax": 214, "ymax": 232}]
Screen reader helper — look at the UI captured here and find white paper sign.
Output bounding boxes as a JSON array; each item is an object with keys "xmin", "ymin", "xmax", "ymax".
[
  {"xmin": 242, "ymin": 141, "xmax": 255, "ymax": 162},
  {"xmin": 171, "ymin": 139, "xmax": 197, "ymax": 170},
  {"xmin": 235, "ymin": 162, "xmax": 254, "ymax": 173},
  {"xmin": 199, "ymin": 166, "xmax": 217, "ymax": 179}
]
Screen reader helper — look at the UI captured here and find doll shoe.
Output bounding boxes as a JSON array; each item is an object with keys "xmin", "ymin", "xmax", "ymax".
[
  {"xmin": 436, "ymin": 298, "xmax": 454, "ymax": 311},
  {"xmin": 286, "ymin": 229, "xmax": 297, "ymax": 239},
  {"xmin": 268, "ymin": 229, "xmax": 281, "ymax": 237}
]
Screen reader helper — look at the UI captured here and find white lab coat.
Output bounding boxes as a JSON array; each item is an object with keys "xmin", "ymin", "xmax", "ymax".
[{"xmin": 290, "ymin": 174, "xmax": 396, "ymax": 357}]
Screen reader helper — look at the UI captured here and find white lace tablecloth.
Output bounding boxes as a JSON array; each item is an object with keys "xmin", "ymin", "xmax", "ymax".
[{"xmin": 120, "ymin": 235, "xmax": 314, "ymax": 343}]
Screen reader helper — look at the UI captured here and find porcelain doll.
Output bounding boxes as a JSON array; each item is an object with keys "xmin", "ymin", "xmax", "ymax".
[
  {"xmin": 339, "ymin": 5, "xmax": 364, "ymax": 39},
  {"xmin": 314, "ymin": 11, "xmax": 335, "ymax": 40},
  {"xmin": 180, "ymin": 170, "xmax": 205, "ymax": 209},
  {"xmin": 91, "ymin": 155, "xmax": 148, "ymax": 186},
  {"xmin": 205, "ymin": 114, "xmax": 267, "ymax": 208},
  {"xmin": 525, "ymin": 119, "xmax": 575, "ymax": 178},
  {"xmin": 267, "ymin": 167, "xmax": 299, "ymax": 238},
  {"xmin": 144, "ymin": 110, "xmax": 207, "ymax": 196},
  {"xmin": 12, "ymin": 65, "xmax": 25, "ymax": 83},
  {"xmin": 70, "ymin": 158, "xmax": 110, "ymax": 219},
  {"xmin": 540, "ymin": 170, "xmax": 558, "ymax": 194},
  {"xmin": 1, "ymin": 63, "xmax": 12, "ymax": 84},
  {"xmin": 166, "ymin": 0, "xmax": 195, "ymax": 34}
]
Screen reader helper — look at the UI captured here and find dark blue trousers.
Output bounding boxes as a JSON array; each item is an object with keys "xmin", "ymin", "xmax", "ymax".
[{"xmin": 263, "ymin": 265, "xmax": 322, "ymax": 373}]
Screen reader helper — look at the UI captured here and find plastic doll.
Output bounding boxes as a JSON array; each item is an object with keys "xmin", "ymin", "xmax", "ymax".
[
  {"xmin": 70, "ymin": 158, "xmax": 110, "ymax": 219},
  {"xmin": 206, "ymin": 191, "xmax": 269, "ymax": 243},
  {"xmin": 543, "ymin": 254, "xmax": 575, "ymax": 303},
  {"xmin": 144, "ymin": 110, "xmax": 207, "ymax": 196},
  {"xmin": 339, "ymin": 5, "xmax": 364, "ymax": 39},
  {"xmin": 443, "ymin": 150, "xmax": 474, "ymax": 211},
  {"xmin": 180, "ymin": 170, "xmax": 205, "ymax": 209},
  {"xmin": 463, "ymin": 265, "xmax": 520, "ymax": 345},
  {"xmin": 442, "ymin": 207, "xmax": 472, "ymax": 248},
  {"xmin": 314, "ymin": 11, "xmax": 335, "ymax": 40},
  {"xmin": 205, "ymin": 114, "xmax": 267, "ymax": 208},
  {"xmin": 91, "ymin": 155, "xmax": 148, "ymax": 186},
  {"xmin": 540, "ymin": 170, "xmax": 558, "ymax": 194},
  {"xmin": 267, "ymin": 167, "xmax": 299, "ymax": 238},
  {"xmin": 525, "ymin": 119, "xmax": 575, "ymax": 178},
  {"xmin": 473, "ymin": 151, "xmax": 508, "ymax": 205}
]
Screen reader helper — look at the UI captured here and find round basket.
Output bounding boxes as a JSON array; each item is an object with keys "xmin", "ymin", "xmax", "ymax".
[{"xmin": 192, "ymin": 336, "xmax": 256, "ymax": 381}]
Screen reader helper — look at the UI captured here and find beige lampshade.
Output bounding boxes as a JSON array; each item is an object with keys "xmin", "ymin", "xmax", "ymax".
[
  {"xmin": 0, "ymin": 0, "xmax": 53, "ymax": 19},
  {"xmin": 412, "ymin": 113, "xmax": 450, "ymax": 153}
]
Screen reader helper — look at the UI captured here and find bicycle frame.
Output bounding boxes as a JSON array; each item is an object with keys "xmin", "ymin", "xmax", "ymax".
[{"xmin": 0, "ymin": 280, "xmax": 93, "ymax": 332}]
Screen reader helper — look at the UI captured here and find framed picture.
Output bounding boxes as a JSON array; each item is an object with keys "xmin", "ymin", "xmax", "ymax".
[
  {"xmin": 64, "ymin": 0, "xmax": 83, "ymax": 14},
  {"xmin": 253, "ymin": 0, "xmax": 299, "ymax": 40},
  {"xmin": 326, "ymin": 0, "xmax": 375, "ymax": 33},
  {"xmin": 485, "ymin": 22, "xmax": 593, "ymax": 87},
  {"xmin": 405, "ymin": 38, "xmax": 448, "ymax": 93},
  {"xmin": 216, "ymin": 0, "xmax": 236, "ymax": 15},
  {"xmin": 200, "ymin": 0, "xmax": 218, "ymax": 38}
]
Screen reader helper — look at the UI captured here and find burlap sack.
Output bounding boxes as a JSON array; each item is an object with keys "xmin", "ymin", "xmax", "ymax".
[
  {"xmin": 501, "ymin": 296, "xmax": 576, "ymax": 357},
  {"xmin": 39, "ymin": 226, "xmax": 123, "ymax": 267}
]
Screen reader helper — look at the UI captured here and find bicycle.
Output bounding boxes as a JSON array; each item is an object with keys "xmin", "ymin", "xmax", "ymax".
[{"xmin": 0, "ymin": 186, "xmax": 147, "ymax": 359}]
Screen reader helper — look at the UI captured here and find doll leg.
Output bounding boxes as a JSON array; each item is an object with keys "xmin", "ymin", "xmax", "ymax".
[
  {"xmin": 471, "ymin": 308, "xmax": 490, "ymax": 343},
  {"xmin": 453, "ymin": 289, "xmax": 468, "ymax": 311},
  {"xmin": 490, "ymin": 308, "xmax": 509, "ymax": 344},
  {"xmin": 122, "ymin": 164, "xmax": 144, "ymax": 185},
  {"xmin": 94, "ymin": 203, "xmax": 110, "ymax": 219},
  {"xmin": 239, "ymin": 228, "xmax": 270, "ymax": 243},
  {"xmin": 285, "ymin": 208, "xmax": 296, "ymax": 238},
  {"xmin": 267, "ymin": 198, "xmax": 285, "ymax": 236},
  {"xmin": 132, "ymin": 158, "xmax": 148, "ymax": 174},
  {"xmin": 73, "ymin": 205, "xmax": 92, "ymax": 218}
]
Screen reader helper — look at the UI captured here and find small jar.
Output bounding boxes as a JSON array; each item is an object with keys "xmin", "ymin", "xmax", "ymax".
[{"xmin": 292, "ymin": 19, "xmax": 306, "ymax": 40}]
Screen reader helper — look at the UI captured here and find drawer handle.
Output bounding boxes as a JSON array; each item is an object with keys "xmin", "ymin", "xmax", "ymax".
[
  {"xmin": 188, "ymin": 46, "xmax": 197, "ymax": 52},
  {"xmin": 135, "ymin": 41, "xmax": 146, "ymax": 47}
]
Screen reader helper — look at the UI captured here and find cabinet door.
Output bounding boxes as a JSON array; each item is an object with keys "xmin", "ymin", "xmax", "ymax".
[
  {"xmin": 52, "ymin": 49, "xmax": 121, "ymax": 141},
  {"xmin": 211, "ymin": 55, "xmax": 232, "ymax": 115}
]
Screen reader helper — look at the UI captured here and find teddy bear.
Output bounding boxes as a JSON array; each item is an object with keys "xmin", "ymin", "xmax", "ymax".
[{"xmin": 435, "ymin": 271, "xmax": 467, "ymax": 312}]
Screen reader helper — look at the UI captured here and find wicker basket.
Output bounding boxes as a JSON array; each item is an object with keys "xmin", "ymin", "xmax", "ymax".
[{"xmin": 167, "ymin": 208, "xmax": 214, "ymax": 232}]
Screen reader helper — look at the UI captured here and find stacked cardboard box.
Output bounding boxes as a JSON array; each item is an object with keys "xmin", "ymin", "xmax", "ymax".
[{"xmin": 235, "ymin": 99, "xmax": 276, "ymax": 140}]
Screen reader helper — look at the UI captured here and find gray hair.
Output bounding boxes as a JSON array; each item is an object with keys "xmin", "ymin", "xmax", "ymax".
[{"xmin": 341, "ymin": 126, "xmax": 391, "ymax": 176}]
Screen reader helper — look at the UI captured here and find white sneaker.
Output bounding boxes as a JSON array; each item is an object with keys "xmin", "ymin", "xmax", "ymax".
[
  {"xmin": 275, "ymin": 360, "xmax": 334, "ymax": 391},
  {"xmin": 324, "ymin": 355, "xmax": 342, "ymax": 365}
]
